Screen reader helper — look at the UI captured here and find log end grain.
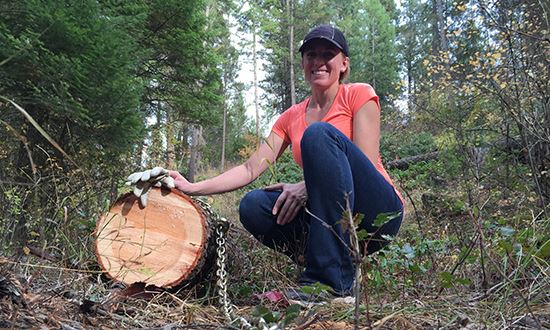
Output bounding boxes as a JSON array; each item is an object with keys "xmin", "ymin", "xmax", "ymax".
[{"xmin": 95, "ymin": 188, "xmax": 207, "ymax": 287}]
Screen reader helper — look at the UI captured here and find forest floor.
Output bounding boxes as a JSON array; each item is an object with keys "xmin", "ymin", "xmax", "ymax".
[
  {"xmin": 2, "ymin": 237, "xmax": 548, "ymax": 329},
  {"xmin": 1, "ymin": 189, "xmax": 549, "ymax": 329}
]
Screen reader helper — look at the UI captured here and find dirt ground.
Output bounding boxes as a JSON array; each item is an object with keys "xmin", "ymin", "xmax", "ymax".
[{"xmin": 2, "ymin": 254, "xmax": 549, "ymax": 329}]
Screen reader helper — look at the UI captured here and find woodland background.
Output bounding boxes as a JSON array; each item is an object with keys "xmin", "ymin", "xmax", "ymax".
[{"xmin": 0, "ymin": 0, "xmax": 548, "ymax": 329}]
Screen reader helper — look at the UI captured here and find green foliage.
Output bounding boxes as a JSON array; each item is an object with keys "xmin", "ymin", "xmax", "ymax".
[
  {"xmin": 381, "ymin": 131, "xmax": 437, "ymax": 161},
  {"xmin": 251, "ymin": 149, "xmax": 303, "ymax": 188},
  {"xmin": 4, "ymin": 187, "xmax": 23, "ymax": 216},
  {"xmin": 363, "ymin": 237, "xmax": 449, "ymax": 291},
  {"xmin": 252, "ymin": 303, "xmax": 301, "ymax": 327},
  {"xmin": 346, "ymin": 0, "xmax": 400, "ymax": 103},
  {"xmin": 438, "ymin": 271, "xmax": 472, "ymax": 288},
  {"xmin": 373, "ymin": 211, "xmax": 402, "ymax": 227},
  {"xmin": 1, "ymin": 0, "xmax": 146, "ymax": 157},
  {"xmin": 300, "ymin": 282, "xmax": 332, "ymax": 295},
  {"xmin": 0, "ymin": 0, "xmax": 237, "ymax": 252}
]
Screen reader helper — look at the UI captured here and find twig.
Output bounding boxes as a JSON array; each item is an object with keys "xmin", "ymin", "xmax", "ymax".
[
  {"xmin": 466, "ymin": 209, "xmax": 543, "ymax": 329},
  {"xmin": 344, "ymin": 194, "xmax": 364, "ymax": 330},
  {"xmin": 304, "ymin": 199, "xmax": 366, "ymax": 329},
  {"xmin": 24, "ymin": 245, "xmax": 59, "ymax": 262},
  {"xmin": 399, "ymin": 183, "xmax": 437, "ymax": 272},
  {"xmin": 436, "ymin": 232, "xmax": 480, "ymax": 297},
  {"xmin": 1, "ymin": 258, "xmax": 104, "ymax": 274},
  {"xmin": 293, "ymin": 313, "xmax": 320, "ymax": 330},
  {"xmin": 303, "ymin": 207, "xmax": 353, "ymax": 255}
]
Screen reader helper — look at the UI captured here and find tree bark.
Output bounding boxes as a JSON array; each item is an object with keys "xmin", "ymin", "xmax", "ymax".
[
  {"xmin": 165, "ymin": 112, "xmax": 176, "ymax": 169},
  {"xmin": 187, "ymin": 125, "xmax": 203, "ymax": 183},
  {"xmin": 387, "ymin": 151, "xmax": 440, "ymax": 170},
  {"xmin": 253, "ymin": 24, "xmax": 260, "ymax": 143},
  {"xmin": 287, "ymin": 0, "xmax": 296, "ymax": 105}
]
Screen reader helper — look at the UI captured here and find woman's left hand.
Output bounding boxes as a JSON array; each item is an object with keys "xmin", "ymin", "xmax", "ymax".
[{"xmin": 264, "ymin": 181, "xmax": 307, "ymax": 225}]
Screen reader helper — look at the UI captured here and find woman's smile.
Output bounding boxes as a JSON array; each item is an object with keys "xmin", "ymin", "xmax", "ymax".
[
  {"xmin": 312, "ymin": 69, "xmax": 329, "ymax": 76},
  {"xmin": 301, "ymin": 39, "xmax": 348, "ymax": 88}
]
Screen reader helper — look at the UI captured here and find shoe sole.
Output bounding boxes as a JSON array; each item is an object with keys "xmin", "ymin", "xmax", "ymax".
[{"xmin": 287, "ymin": 296, "xmax": 355, "ymax": 307}]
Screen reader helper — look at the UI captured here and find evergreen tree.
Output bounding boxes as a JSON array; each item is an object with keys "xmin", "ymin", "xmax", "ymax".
[
  {"xmin": 138, "ymin": 0, "xmax": 226, "ymax": 175},
  {"xmin": 0, "ymin": 0, "xmax": 146, "ymax": 168},
  {"xmin": 0, "ymin": 0, "xmax": 146, "ymax": 245},
  {"xmin": 348, "ymin": 0, "xmax": 400, "ymax": 105},
  {"xmin": 397, "ymin": 0, "xmax": 431, "ymax": 114}
]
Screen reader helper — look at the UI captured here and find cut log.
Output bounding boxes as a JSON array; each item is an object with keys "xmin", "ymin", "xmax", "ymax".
[
  {"xmin": 385, "ymin": 137, "xmax": 524, "ymax": 170},
  {"xmin": 94, "ymin": 188, "xmax": 211, "ymax": 288}
]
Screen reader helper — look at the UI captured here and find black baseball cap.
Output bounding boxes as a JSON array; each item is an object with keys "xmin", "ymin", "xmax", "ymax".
[{"xmin": 299, "ymin": 24, "xmax": 349, "ymax": 57}]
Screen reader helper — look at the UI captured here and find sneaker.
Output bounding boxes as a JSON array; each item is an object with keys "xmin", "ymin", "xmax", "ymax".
[
  {"xmin": 284, "ymin": 286, "xmax": 330, "ymax": 306},
  {"xmin": 284, "ymin": 285, "xmax": 355, "ymax": 307}
]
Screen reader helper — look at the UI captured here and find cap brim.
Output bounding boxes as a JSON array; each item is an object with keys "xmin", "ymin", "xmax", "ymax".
[{"xmin": 299, "ymin": 37, "xmax": 346, "ymax": 55}]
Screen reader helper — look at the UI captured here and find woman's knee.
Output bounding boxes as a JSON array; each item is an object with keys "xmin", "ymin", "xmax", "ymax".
[
  {"xmin": 239, "ymin": 189, "xmax": 275, "ymax": 236},
  {"xmin": 301, "ymin": 123, "xmax": 339, "ymax": 160},
  {"xmin": 239, "ymin": 190, "xmax": 261, "ymax": 222},
  {"xmin": 301, "ymin": 122, "xmax": 333, "ymax": 146}
]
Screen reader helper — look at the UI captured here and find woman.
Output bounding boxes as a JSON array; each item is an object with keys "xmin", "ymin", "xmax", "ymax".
[{"xmin": 129, "ymin": 24, "xmax": 403, "ymax": 300}]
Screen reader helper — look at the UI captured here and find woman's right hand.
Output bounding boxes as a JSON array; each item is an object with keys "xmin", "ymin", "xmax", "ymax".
[
  {"xmin": 169, "ymin": 170, "xmax": 195, "ymax": 194},
  {"xmin": 264, "ymin": 181, "xmax": 307, "ymax": 226},
  {"xmin": 126, "ymin": 166, "xmax": 175, "ymax": 207}
]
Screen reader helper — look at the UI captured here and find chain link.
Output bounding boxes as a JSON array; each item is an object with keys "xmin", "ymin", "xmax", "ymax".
[
  {"xmin": 215, "ymin": 218, "xmax": 232, "ymax": 319},
  {"xmin": 192, "ymin": 198, "xmax": 255, "ymax": 328},
  {"xmin": 215, "ymin": 217, "xmax": 255, "ymax": 329}
]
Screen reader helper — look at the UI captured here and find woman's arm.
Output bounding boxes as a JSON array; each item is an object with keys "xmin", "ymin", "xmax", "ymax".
[
  {"xmin": 171, "ymin": 131, "xmax": 288, "ymax": 195},
  {"xmin": 352, "ymin": 100, "xmax": 381, "ymax": 165}
]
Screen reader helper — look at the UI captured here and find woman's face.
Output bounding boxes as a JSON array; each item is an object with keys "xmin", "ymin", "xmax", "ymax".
[{"xmin": 301, "ymin": 39, "xmax": 348, "ymax": 89}]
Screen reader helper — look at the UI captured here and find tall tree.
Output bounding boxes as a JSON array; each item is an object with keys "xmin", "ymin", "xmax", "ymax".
[
  {"xmin": 287, "ymin": 0, "xmax": 296, "ymax": 106},
  {"xmin": 238, "ymin": 0, "xmax": 263, "ymax": 141},
  {"xmin": 0, "ymin": 0, "xmax": 146, "ymax": 245},
  {"xmin": 348, "ymin": 0, "xmax": 400, "ymax": 104},
  {"xmin": 139, "ymin": 0, "xmax": 225, "ymax": 177},
  {"xmin": 397, "ymin": 0, "xmax": 431, "ymax": 114},
  {"xmin": 430, "ymin": 0, "xmax": 450, "ymax": 86}
]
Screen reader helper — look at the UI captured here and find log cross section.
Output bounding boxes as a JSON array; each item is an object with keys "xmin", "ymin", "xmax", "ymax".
[{"xmin": 95, "ymin": 188, "xmax": 207, "ymax": 287}]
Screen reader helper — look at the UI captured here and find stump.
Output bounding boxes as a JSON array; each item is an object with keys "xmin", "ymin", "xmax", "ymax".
[{"xmin": 94, "ymin": 188, "xmax": 211, "ymax": 288}]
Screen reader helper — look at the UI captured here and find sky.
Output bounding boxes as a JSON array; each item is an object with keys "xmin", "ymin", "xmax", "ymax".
[{"xmin": 232, "ymin": 27, "xmax": 266, "ymax": 120}]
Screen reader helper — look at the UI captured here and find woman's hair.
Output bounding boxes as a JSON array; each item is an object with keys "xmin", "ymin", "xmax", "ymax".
[{"xmin": 340, "ymin": 61, "xmax": 350, "ymax": 83}]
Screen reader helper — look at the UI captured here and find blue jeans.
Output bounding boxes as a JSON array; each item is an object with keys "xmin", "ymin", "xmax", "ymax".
[{"xmin": 239, "ymin": 122, "xmax": 403, "ymax": 295}]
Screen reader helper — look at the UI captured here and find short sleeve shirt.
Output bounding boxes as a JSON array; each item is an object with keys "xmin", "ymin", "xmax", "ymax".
[{"xmin": 272, "ymin": 83, "xmax": 401, "ymax": 199}]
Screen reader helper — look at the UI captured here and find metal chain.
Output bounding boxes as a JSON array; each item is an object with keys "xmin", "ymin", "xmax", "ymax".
[
  {"xmin": 215, "ymin": 217, "xmax": 255, "ymax": 329},
  {"xmin": 215, "ymin": 218, "xmax": 232, "ymax": 319},
  {"xmin": 193, "ymin": 197, "xmax": 254, "ymax": 329}
]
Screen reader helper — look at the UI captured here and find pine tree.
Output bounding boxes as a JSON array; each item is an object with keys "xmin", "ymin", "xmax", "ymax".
[{"xmin": 348, "ymin": 0, "xmax": 400, "ymax": 105}]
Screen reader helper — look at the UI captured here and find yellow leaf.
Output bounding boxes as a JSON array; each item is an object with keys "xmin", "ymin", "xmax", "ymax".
[{"xmin": 23, "ymin": 246, "xmax": 30, "ymax": 255}]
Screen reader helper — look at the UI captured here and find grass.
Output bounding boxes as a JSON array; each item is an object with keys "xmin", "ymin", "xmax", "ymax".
[{"xmin": 0, "ymin": 163, "xmax": 549, "ymax": 329}]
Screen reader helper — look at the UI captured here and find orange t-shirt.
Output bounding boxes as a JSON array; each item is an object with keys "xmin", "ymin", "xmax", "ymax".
[{"xmin": 272, "ymin": 83, "xmax": 402, "ymax": 201}]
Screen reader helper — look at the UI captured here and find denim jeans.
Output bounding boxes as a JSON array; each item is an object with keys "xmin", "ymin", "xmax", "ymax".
[{"xmin": 239, "ymin": 122, "xmax": 403, "ymax": 295}]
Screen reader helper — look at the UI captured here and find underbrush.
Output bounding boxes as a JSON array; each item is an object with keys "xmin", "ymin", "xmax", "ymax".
[
  {"xmin": 194, "ymin": 151, "xmax": 550, "ymax": 328},
  {"xmin": 0, "ymin": 149, "xmax": 548, "ymax": 329}
]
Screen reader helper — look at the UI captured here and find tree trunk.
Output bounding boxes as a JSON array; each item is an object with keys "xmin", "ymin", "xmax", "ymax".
[
  {"xmin": 221, "ymin": 104, "xmax": 227, "ymax": 172},
  {"xmin": 187, "ymin": 125, "xmax": 203, "ymax": 183},
  {"xmin": 253, "ymin": 25, "xmax": 260, "ymax": 143},
  {"xmin": 431, "ymin": 0, "xmax": 449, "ymax": 86},
  {"xmin": 165, "ymin": 112, "xmax": 176, "ymax": 169},
  {"xmin": 287, "ymin": 0, "xmax": 296, "ymax": 105}
]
